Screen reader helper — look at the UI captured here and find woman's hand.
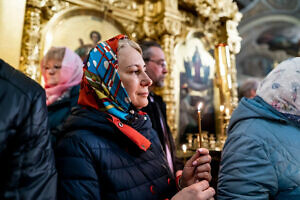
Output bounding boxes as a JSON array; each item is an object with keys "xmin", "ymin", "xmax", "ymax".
[
  {"xmin": 171, "ymin": 180, "xmax": 215, "ymax": 200},
  {"xmin": 180, "ymin": 148, "xmax": 212, "ymax": 188}
]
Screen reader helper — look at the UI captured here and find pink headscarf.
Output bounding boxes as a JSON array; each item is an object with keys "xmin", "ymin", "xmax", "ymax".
[{"xmin": 42, "ymin": 47, "xmax": 83, "ymax": 105}]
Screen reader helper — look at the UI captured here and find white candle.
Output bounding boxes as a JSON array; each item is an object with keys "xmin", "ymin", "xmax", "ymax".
[
  {"xmin": 225, "ymin": 108, "xmax": 230, "ymax": 117},
  {"xmin": 220, "ymin": 105, "xmax": 224, "ymax": 113},
  {"xmin": 197, "ymin": 102, "xmax": 203, "ymax": 147},
  {"xmin": 182, "ymin": 144, "xmax": 187, "ymax": 153},
  {"xmin": 220, "ymin": 105, "xmax": 225, "ymax": 137}
]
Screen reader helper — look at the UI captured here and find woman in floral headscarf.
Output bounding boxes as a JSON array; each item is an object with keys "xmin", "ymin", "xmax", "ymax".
[
  {"xmin": 41, "ymin": 47, "xmax": 83, "ymax": 143},
  {"xmin": 55, "ymin": 35, "xmax": 214, "ymax": 200},
  {"xmin": 218, "ymin": 57, "xmax": 300, "ymax": 199}
]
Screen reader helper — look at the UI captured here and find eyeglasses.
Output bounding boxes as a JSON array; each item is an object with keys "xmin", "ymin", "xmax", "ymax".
[{"xmin": 147, "ymin": 59, "xmax": 167, "ymax": 68}]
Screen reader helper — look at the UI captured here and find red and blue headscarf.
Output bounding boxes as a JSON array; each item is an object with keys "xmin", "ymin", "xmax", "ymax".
[
  {"xmin": 78, "ymin": 34, "xmax": 135, "ymax": 121},
  {"xmin": 78, "ymin": 34, "xmax": 151, "ymax": 151}
]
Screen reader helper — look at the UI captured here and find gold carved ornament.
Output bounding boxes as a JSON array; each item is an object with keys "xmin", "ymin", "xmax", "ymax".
[{"xmin": 20, "ymin": 0, "xmax": 242, "ymax": 140}]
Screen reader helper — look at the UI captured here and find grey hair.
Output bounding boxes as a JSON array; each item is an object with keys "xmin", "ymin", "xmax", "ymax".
[
  {"xmin": 139, "ymin": 40, "xmax": 162, "ymax": 61},
  {"xmin": 238, "ymin": 78, "xmax": 259, "ymax": 100},
  {"xmin": 42, "ymin": 47, "xmax": 66, "ymax": 64}
]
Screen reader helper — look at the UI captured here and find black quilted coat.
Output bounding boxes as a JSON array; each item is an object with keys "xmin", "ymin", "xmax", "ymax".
[
  {"xmin": 0, "ymin": 59, "xmax": 57, "ymax": 199},
  {"xmin": 56, "ymin": 107, "xmax": 177, "ymax": 199}
]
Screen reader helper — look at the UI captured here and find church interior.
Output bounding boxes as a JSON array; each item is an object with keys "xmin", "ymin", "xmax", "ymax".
[{"xmin": 1, "ymin": 0, "xmax": 300, "ymax": 197}]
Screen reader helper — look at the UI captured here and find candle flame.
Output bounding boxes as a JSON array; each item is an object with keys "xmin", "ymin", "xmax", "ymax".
[
  {"xmin": 225, "ymin": 108, "xmax": 230, "ymax": 116},
  {"xmin": 198, "ymin": 102, "xmax": 203, "ymax": 111},
  {"xmin": 220, "ymin": 105, "xmax": 224, "ymax": 112},
  {"xmin": 182, "ymin": 144, "xmax": 187, "ymax": 153}
]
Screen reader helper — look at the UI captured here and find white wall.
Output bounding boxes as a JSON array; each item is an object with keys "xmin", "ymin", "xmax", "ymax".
[{"xmin": 0, "ymin": 0, "xmax": 26, "ymax": 69}]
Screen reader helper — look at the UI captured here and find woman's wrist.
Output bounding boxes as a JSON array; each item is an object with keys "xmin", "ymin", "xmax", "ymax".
[{"xmin": 176, "ymin": 175, "xmax": 184, "ymax": 190}]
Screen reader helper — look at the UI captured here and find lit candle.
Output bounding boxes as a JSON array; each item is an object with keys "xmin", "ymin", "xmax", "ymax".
[
  {"xmin": 225, "ymin": 107, "xmax": 230, "ymax": 117},
  {"xmin": 182, "ymin": 144, "xmax": 187, "ymax": 153},
  {"xmin": 220, "ymin": 105, "xmax": 224, "ymax": 113},
  {"xmin": 220, "ymin": 105, "xmax": 225, "ymax": 137},
  {"xmin": 198, "ymin": 102, "xmax": 203, "ymax": 147}
]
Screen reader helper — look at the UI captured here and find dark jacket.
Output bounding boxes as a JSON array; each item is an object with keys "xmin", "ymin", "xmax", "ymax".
[
  {"xmin": 0, "ymin": 59, "xmax": 57, "ymax": 199},
  {"xmin": 56, "ymin": 107, "xmax": 177, "ymax": 200},
  {"xmin": 218, "ymin": 97, "xmax": 300, "ymax": 199},
  {"xmin": 142, "ymin": 92, "xmax": 183, "ymax": 173},
  {"xmin": 48, "ymin": 84, "xmax": 80, "ymax": 141}
]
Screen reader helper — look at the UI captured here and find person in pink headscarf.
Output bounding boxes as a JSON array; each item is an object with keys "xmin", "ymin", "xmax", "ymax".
[{"xmin": 41, "ymin": 47, "xmax": 83, "ymax": 143}]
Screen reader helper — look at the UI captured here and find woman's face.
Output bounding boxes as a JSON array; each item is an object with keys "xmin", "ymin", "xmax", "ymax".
[
  {"xmin": 43, "ymin": 59, "xmax": 62, "ymax": 86},
  {"xmin": 118, "ymin": 45, "xmax": 152, "ymax": 109}
]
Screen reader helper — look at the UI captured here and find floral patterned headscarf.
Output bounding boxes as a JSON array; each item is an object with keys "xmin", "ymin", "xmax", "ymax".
[
  {"xmin": 256, "ymin": 57, "xmax": 300, "ymax": 117},
  {"xmin": 78, "ymin": 34, "xmax": 137, "ymax": 121}
]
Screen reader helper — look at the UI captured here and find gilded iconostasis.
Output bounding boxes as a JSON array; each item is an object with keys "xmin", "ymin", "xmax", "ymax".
[{"xmin": 1, "ymin": 0, "xmax": 243, "ymax": 148}]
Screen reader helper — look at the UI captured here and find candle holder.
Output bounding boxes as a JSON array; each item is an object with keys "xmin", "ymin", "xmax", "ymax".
[
  {"xmin": 176, "ymin": 144, "xmax": 194, "ymax": 164},
  {"xmin": 209, "ymin": 134, "xmax": 216, "ymax": 149},
  {"xmin": 222, "ymin": 109, "xmax": 231, "ymax": 143},
  {"xmin": 186, "ymin": 133, "xmax": 193, "ymax": 149},
  {"xmin": 217, "ymin": 105, "xmax": 231, "ymax": 149},
  {"xmin": 201, "ymin": 131, "xmax": 209, "ymax": 149},
  {"xmin": 192, "ymin": 131, "xmax": 208, "ymax": 150}
]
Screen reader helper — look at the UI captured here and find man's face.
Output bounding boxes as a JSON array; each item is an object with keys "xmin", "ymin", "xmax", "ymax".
[{"xmin": 145, "ymin": 47, "xmax": 168, "ymax": 87}]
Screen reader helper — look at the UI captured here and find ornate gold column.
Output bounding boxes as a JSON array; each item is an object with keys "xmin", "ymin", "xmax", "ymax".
[
  {"xmin": 160, "ymin": 0, "xmax": 182, "ymax": 136},
  {"xmin": 161, "ymin": 34, "xmax": 177, "ymax": 135},
  {"xmin": 18, "ymin": 0, "xmax": 242, "ymax": 140},
  {"xmin": 19, "ymin": 0, "xmax": 47, "ymax": 82},
  {"xmin": 181, "ymin": 0, "xmax": 242, "ymax": 111},
  {"xmin": 141, "ymin": 0, "xmax": 182, "ymax": 135}
]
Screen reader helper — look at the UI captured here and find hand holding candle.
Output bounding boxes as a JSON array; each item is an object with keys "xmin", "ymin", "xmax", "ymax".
[
  {"xmin": 198, "ymin": 102, "xmax": 203, "ymax": 147},
  {"xmin": 180, "ymin": 148, "xmax": 212, "ymax": 188}
]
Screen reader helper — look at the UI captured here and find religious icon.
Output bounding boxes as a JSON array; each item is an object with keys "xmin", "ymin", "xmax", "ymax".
[
  {"xmin": 41, "ymin": 9, "xmax": 123, "ymax": 63},
  {"xmin": 75, "ymin": 30, "xmax": 102, "ymax": 61},
  {"xmin": 175, "ymin": 34, "xmax": 215, "ymax": 144}
]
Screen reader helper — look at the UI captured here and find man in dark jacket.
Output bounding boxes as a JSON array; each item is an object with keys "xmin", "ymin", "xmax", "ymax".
[
  {"xmin": 0, "ymin": 59, "xmax": 57, "ymax": 199},
  {"xmin": 140, "ymin": 41, "xmax": 183, "ymax": 174}
]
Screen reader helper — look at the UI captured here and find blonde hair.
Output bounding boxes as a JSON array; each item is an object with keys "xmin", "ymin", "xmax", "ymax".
[
  {"xmin": 42, "ymin": 47, "xmax": 66, "ymax": 65},
  {"xmin": 118, "ymin": 38, "xmax": 142, "ymax": 55}
]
